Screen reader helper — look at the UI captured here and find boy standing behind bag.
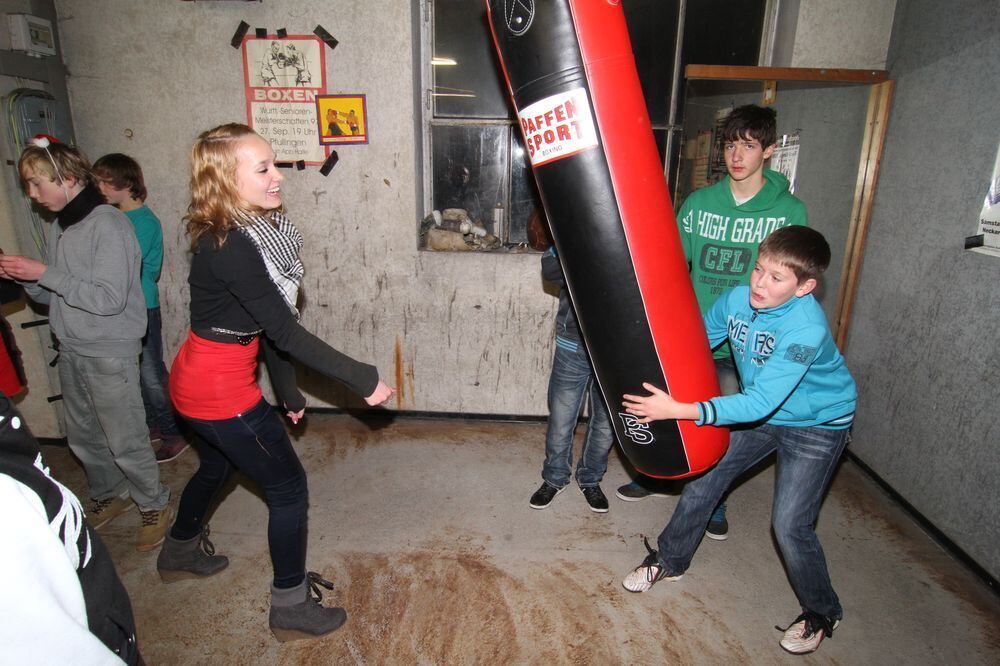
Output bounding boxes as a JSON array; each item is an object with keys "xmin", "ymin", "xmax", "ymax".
[
  {"xmin": 93, "ymin": 153, "xmax": 188, "ymax": 463},
  {"xmin": 528, "ymin": 242, "xmax": 615, "ymax": 513}
]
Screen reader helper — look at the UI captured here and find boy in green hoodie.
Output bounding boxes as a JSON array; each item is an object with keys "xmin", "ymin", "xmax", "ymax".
[{"xmin": 616, "ymin": 105, "xmax": 807, "ymax": 539}]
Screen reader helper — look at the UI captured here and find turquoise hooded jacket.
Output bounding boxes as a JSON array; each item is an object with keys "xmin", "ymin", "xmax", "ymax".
[{"xmin": 696, "ymin": 285, "xmax": 856, "ymax": 429}]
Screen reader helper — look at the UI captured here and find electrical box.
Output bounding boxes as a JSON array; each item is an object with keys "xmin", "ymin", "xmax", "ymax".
[{"xmin": 7, "ymin": 14, "xmax": 57, "ymax": 57}]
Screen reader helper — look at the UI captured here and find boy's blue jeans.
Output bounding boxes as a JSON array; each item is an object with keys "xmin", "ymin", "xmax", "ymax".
[
  {"xmin": 139, "ymin": 307, "xmax": 181, "ymax": 437},
  {"xmin": 656, "ymin": 423, "xmax": 849, "ymax": 620},
  {"xmin": 173, "ymin": 398, "xmax": 308, "ymax": 589},
  {"xmin": 541, "ymin": 343, "xmax": 614, "ymax": 489}
]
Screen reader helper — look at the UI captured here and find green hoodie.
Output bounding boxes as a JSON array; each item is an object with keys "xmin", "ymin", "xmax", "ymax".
[{"xmin": 676, "ymin": 168, "xmax": 807, "ymax": 359}]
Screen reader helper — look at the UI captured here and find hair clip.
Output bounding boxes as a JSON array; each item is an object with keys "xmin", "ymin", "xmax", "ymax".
[
  {"xmin": 30, "ymin": 134, "xmax": 59, "ymax": 148},
  {"xmin": 29, "ymin": 134, "xmax": 66, "ymax": 185}
]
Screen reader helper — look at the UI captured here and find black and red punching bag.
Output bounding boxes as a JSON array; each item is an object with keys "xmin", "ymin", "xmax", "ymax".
[{"xmin": 487, "ymin": 0, "xmax": 728, "ymax": 478}]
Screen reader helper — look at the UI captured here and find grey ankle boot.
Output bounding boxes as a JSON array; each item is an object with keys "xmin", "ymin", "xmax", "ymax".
[
  {"xmin": 269, "ymin": 572, "xmax": 347, "ymax": 642},
  {"xmin": 157, "ymin": 525, "xmax": 229, "ymax": 582}
]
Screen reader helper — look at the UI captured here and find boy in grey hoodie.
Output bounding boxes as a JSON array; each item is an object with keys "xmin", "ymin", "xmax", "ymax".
[{"xmin": 0, "ymin": 137, "xmax": 171, "ymax": 552}]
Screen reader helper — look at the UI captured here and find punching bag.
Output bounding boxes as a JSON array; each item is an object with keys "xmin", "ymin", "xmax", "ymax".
[{"xmin": 487, "ymin": 0, "xmax": 728, "ymax": 478}]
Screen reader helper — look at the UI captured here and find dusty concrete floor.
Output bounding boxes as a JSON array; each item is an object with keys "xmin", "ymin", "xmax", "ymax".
[{"xmin": 42, "ymin": 415, "xmax": 999, "ymax": 665}]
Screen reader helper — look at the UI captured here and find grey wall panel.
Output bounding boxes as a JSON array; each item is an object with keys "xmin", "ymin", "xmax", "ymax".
[
  {"xmin": 52, "ymin": 0, "xmax": 557, "ymax": 416},
  {"xmin": 791, "ymin": 0, "xmax": 896, "ymax": 69},
  {"xmin": 848, "ymin": 0, "xmax": 1000, "ymax": 579}
]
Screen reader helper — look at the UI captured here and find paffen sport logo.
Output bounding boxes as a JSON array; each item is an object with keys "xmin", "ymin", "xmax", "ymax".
[
  {"xmin": 505, "ymin": 1, "xmax": 534, "ymax": 36},
  {"xmin": 618, "ymin": 413, "xmax": 655, "ymax": 445},
  {"xmin": 517, "ymin": 87, "xmax": 599, "ymax": 167}
]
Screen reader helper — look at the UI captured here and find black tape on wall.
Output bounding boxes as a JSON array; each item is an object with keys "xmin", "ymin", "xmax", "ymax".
[
  {"xmin": 230, "ymin": 21, "xmax": 250, "ymax": 48},
  {"xmin": 314, "ymin": 25, "xmax": 339, "ymax": 50}
]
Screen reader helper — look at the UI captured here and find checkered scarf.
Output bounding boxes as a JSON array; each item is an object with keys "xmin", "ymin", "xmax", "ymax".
[{"xmin": 236, "ymin": 210, "xmax": 305, "ymax": 318}]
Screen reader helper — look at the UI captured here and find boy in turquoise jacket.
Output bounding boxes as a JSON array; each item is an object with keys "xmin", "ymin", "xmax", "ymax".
[{"xmin": 620, "ymin": 226, "xmax": 855, "ymax": 656}]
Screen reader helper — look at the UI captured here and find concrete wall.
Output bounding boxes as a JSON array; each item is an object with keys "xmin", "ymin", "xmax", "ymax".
[
  {"xmin": 2, "ymin": 1, "xmax": 903, "ymax": 435},
  {"xmin": 847, "ymin": 0, "xmax": 1000, "ymax": 579},
  {"xmin": 782, "ymin": 0, "xmax": 896, "ymax": 69},
  {"xmin": 50, "ymin": 0, "xmax": 555, "ymax": 418}
]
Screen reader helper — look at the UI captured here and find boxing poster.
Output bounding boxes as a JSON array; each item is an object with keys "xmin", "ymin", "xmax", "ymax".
[{"xmin": 241, "ymin": 35, "xmax": 328, "ymax": 164}]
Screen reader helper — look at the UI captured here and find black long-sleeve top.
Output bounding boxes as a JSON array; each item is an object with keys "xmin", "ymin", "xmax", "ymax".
[{"xmin": 188, "ymin": 230, "xmax": 379, "ymax": 411}]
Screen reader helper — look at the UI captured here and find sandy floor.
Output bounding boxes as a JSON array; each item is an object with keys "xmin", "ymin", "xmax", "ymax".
[{"xmin": 41, "ymin": 414, "xmax": 1000, "ymax": 664}]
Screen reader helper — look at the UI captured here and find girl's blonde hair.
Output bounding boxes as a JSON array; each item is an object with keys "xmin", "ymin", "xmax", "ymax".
[{"xmin": 185, "ymin": 123, "xmax": 275, "ymax": 251}]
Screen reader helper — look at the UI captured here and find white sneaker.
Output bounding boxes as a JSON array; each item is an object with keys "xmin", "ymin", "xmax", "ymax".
[
  {"xmin": 622, "ymin": 538, "xmax": 682, "ymax": 592},
  {"xmin": 778, "ymin": 612, "xmax": 839, "ymax": 654}
]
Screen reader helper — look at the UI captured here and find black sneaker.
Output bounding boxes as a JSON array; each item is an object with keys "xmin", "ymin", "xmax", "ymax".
[
  {"xmin": 580, "ymin": 485, "xmax": 609, "ymax": 513},
  {"xmin": 615, "ymin": 479, "xmax": 671, "ymax": 501},
  {"xmin": 529, "ymin": 483, "xmax": 564, "ymax": 509},
  {"xmin": 705, "ymin": 502, "xmax": 729, "ymax": 541}
]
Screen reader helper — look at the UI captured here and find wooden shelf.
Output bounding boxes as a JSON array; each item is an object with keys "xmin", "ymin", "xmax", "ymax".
[{"xmin": 685, "ymin": 65, "xmax": 888, "ymax": 84}]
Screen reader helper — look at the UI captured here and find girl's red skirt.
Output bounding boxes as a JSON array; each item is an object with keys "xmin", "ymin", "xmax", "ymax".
[{"xmin": 169, "ymin": 330, "xmax": 261, "ymax": 420}]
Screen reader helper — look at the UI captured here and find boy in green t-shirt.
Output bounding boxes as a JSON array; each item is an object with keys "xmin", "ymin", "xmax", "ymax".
[
  {"xmin": 93, "ymin": 154, "xmax": 188, "ymax": 464},
  {"xmin": 616, "ymin": 105, "xmax": 808, "ymax": 540}
]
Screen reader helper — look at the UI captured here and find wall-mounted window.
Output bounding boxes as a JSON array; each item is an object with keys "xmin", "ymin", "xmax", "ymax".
[{"xmin": 417, "ymin": 0, "xmax": 765, "ymax": 252}]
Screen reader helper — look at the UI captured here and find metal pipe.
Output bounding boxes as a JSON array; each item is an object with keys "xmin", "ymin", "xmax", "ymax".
[{"xmin": 662, "ymin": 0, "xmax": 687, "ymax": 187}]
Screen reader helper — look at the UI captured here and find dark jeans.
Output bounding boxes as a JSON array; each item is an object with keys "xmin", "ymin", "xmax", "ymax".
[
  {"xmin": 172, "ymin": 398, "xmax": 308, "ymax": 589},
  {"xmin": 542, "ymin": 343, "xmax": 614, "ymax": 488},
  {"xmin": 139, "ymin": 307, "xmax": 180, "ymax": 437},
  {"xmin": 656, "ymin": 423, "xmax": 849, "ymax": 619}
]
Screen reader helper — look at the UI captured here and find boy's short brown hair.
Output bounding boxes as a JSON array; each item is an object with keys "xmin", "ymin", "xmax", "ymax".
[
  {"xmin": 759, "ymin": 226, "xmax": 831, "ymax": 283},
  {"xmin": 92, "ymin": 153, "xmax": 147, "ymax": 202},
  {"xmin": 721, "ymin": 104, "xmax": 777, "ymax": 149},
  {"xmin": 18, "ymin": 141, "xmax": 92, "ymax": 186}
]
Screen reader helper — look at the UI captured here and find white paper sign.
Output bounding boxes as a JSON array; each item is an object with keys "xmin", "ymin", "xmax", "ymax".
[
  {"xmin": 971, "ymin": 142, "xmax": 1000, "ymax": 257},
  {"xmin": 518, "ymin": 87, "xmax": 598, "ymax": 167},
  {"xmin": 771, "ymin": 132, "xmax": 801, "ymax": 194}
]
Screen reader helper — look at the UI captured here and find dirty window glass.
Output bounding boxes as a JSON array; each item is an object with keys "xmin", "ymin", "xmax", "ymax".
[{"xmin": 420, "ymin": 0, "xmax": 759, "ymax": 251}]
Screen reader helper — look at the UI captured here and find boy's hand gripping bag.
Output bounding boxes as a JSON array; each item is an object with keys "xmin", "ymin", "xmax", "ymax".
[{"xmin": 486, "ymin": 0, "xmax": 728, "ymax": 477}]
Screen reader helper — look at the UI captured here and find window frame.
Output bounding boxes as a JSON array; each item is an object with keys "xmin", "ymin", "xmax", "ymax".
[{"xmin": 416, "ymin": 0, "xmax": 771, "ymax": 252}]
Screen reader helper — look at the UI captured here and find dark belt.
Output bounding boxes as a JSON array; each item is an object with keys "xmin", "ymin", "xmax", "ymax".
[{"xmin": 192, "ymin": 328, "xmax": 260, "ymax": 346}]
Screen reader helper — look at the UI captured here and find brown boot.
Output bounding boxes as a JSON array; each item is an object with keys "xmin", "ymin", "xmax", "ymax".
[
  {"xmin": 136, "ymin": 505, "xmax": 173, "ymax": 552},
  {"xmin": 88, "ymin": 493, "xmax": 133, "ymax": 531}
]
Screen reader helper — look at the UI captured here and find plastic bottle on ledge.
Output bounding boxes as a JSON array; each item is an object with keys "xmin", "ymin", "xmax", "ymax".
[{"xmin": 493, "ymin": 203, "xmax": 505, "ymax": 241}]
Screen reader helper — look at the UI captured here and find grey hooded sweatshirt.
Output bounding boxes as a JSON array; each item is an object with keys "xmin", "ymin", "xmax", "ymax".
[{"xmin": 21, "ymin": 185, "xmax": 146, "ymax": 357}]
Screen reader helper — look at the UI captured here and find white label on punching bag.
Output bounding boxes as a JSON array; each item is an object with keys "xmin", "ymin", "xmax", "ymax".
[{"xmin": 518, "ymin": 87, "xmax": 599, "ymax": 167}]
